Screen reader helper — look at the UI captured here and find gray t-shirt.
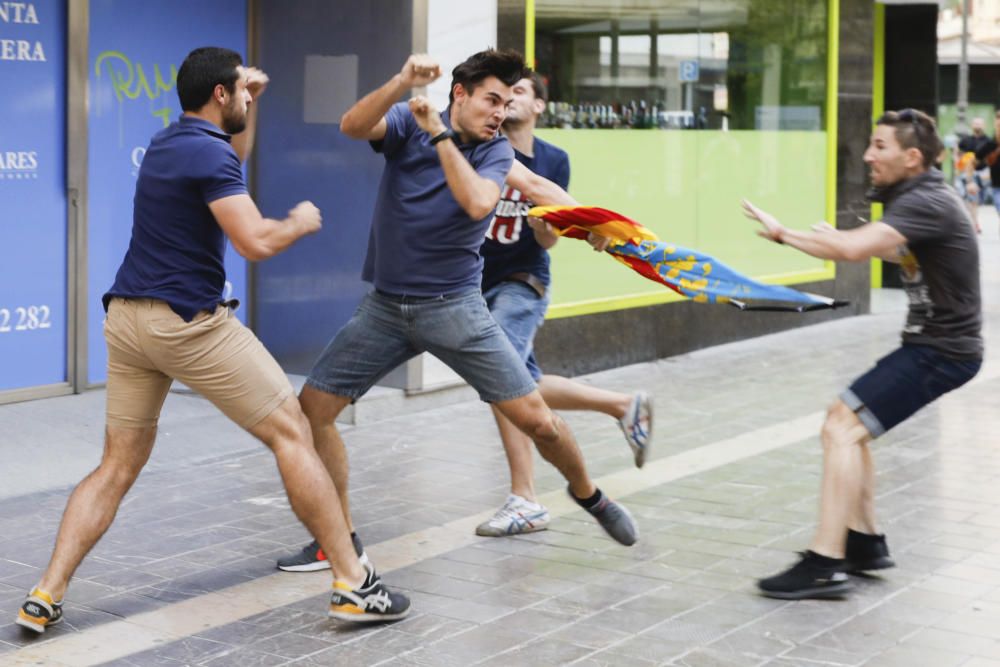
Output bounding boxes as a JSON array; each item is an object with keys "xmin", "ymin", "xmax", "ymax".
[{"xmin": 879, "ymin": 169, "xmax": 983, "ymax": 359}]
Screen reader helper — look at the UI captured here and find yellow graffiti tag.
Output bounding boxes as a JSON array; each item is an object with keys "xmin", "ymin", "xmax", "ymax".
[{"xmin": 94, "ymin": 51, "xmax": 177, "ymax": 126}]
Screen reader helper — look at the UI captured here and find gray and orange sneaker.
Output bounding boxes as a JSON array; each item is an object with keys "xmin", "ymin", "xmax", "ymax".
[
  {"xmin": 328, "ymin": 570, "xmax": 410, "ymax": 623},
  {"xmin": 16, "ymin": 587, "xmax": 63, "ymax": 634}
]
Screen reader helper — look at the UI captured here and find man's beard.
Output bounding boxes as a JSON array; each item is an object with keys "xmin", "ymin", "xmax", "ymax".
[
  {"xmin": 501, "ymin": 113, "xmax": 527, "ymax": 131},
  {"xmin": 222, "ymin": 104, "xmax": 247, "ymax": 135}
]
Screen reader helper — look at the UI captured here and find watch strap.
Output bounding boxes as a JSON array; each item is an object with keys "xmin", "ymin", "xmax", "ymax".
[{"xmin": 430, "ymin": 129, "xmax": 457, "ymax": 146}]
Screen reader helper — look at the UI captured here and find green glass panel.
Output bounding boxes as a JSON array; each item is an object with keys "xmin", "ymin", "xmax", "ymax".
[{"xmin": 537, "ymin": 128, "xmax": 828, "ymax": 308}]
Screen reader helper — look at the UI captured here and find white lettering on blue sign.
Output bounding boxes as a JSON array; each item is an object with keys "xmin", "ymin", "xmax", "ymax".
[
  {"xmin": 0, "ymin": 39, "xmax": 46, "ymax": 61},
  {"xmin": 0, "ymin": 150, "xmax": 39, "ymax": 179},
  {"xmin": 0, "ymin": 2, "xmax": 39, "ymax": 24}
]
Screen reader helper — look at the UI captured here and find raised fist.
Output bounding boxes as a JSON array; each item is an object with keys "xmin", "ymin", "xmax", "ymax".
[
  {"xmin": 400, "ymin": 54, "xmax": 441, "ymax": 88},
  {"xmin": 289, "ymin": 201, "xmax": 322, "ymax": 235}
]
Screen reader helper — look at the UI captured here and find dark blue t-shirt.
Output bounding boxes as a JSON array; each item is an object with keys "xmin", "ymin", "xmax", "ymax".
[
  {"xmin": 103, "ymin": 116, "xmax": 247, "ymax": 321},
  {"xmin": 481, "ymin": 136, "xmax": 570, "ymax": 292},
  {"xmin": 362, "ymin": 102, "xmax": 514, "ymax": 296}
]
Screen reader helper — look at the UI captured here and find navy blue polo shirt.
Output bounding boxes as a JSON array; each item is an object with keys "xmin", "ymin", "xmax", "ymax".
[
  {"xmin": 481, "ymin": 137, "xmax": 570, "ymax": 292},
  {"xmin": 361, "ymin": 102, "xmax": 514, "ymax": 296},
  {"xmin": 103, "ymin": 115, "xmax": 247, "ymax": 321}
]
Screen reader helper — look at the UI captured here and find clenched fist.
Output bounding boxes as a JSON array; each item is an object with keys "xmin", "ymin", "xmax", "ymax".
[
  {"xmin": 244, "ymin": 66, "xmax": 269, "ymax": 99},
  {"xmin": 289, "ymin": 201, "xmax": 322, "ymax": 235},
  {"xmin": 400, "ymin": 54, "xmax": 441, "ymax": 88},
  {"xmin": 408, "ymin": 96, "xmax": 446, "ymax": 136}
]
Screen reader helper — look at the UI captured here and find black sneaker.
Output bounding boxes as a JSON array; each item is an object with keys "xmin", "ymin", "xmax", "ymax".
[
  {"xmin": 845, "ymin": 529, "xmax": 894, "ymax": 573},
  {"xmin": 277, "ymin": 533, "xmax": 369, "ymax": 573},
  {"xmin": 758, "ymin": 551, "xmax": 852, "ymax": 600},
  {"xmin": 570, "ymin": 487, "xmax": 639, "ymax": 546},
  {"xmin": 328, "ymin": 570, "xmax": 411, "ymax": 622},
  {"xmin": 16, "ymin": 587, "xmax": 63, "ymax": 634}
]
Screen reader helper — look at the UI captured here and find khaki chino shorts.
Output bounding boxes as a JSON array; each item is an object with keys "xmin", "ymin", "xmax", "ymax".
[{"xmin": 104, "ymin": 298, "xmax": 293, "ymax": 429}]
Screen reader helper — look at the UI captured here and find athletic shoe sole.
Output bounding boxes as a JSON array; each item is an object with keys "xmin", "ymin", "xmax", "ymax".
[
  {"xmin": 475, "ymin": 522, "xmax": 549, "ymax": 537},
  {"xmin": 846, "ymin": 556, "xmax": 895, "ymax": 574},
  {"xmin": 328, "ymin": 608, "xmax": 411, "ymax": 622},
  {"xmin": 277, "ymin": 560, "xmax": 332, "ymax": 573},
  {"xmin": 15, "ymin": 616, "xmax": 46, "ymax": 633},
  {"xmin": 759, "ymin": 581, "xmax": 853, "ymax": 600}
]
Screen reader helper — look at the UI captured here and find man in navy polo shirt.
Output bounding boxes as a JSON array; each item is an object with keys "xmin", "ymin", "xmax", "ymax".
[
  {"xmin": 476, "ymin": 72, "xmax": 653, "ymax": 538},
  {"xmin": 276, "ymin": 50, "xmax": 639, "ymax": 574},
  {"xmin": 16, "ymin": 47, "xmax": 409, "ymax": 634}
]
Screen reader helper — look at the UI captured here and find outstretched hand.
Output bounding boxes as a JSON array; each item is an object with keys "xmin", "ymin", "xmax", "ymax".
[
  {"xmin": 741, "ymin": 199, "xmax": 786, "ymax": 244},
  {"xmin": 400, "ymin": 54, "xmax": 442, "ymax": 88},
  {"xmin": 408, "ymin": 96, "xmax": 446, "ymax": 136}
]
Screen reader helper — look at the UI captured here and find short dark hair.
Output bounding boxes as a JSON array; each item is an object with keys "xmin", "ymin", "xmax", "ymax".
[
  {"xmin": 526, "ymin": 71, "xmax": 548, "ymax": 103},
  {"xmin": 449, "ymin": 48, "xmax": 528, "ymax": 104},
  {"xmin": 176, "ymin": 47, "xmax": 242, "ymax": 112},
  {"xmin": 876, "ymin": 109, "xmax": 943, "ymax": 169}
]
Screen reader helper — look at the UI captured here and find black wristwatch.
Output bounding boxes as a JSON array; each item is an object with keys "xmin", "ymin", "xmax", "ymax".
[{"xmin": 430, "ymin": 129, "xmax": 457, "ymax": 146}]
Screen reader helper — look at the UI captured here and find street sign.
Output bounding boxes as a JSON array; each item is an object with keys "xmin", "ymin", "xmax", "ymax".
[{"xmin": 679, "ymin": 59, "xmax": 699, "ymax": 82}]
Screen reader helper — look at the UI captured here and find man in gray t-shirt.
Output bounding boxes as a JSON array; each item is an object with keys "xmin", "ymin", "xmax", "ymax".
[{"xmin": 742, "ymin": 109, "xmax": 982, "ymax": 601}]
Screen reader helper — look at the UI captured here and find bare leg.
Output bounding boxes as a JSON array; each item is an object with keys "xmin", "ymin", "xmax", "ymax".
[
  {"xmin": 537, "ymin": 375, "xmax": 631, "ymax": 419},
  {"xmin": 808, "ymin": 400, "xmax": 873, "ymax": 558},
  {"xmin": 490, "ymin": 405, "xmax": 536, "ymax": 501},
  {"xmin": 38, "ymin": 425, "xmax": 157, "ymax": 600},
  {"xmin": 299, "ymin": 386, "xmax": 354, "ymax": 532},
  {"xmin": 252, "ymin": 396, "xmax": 365, "ymax": 587},
  {"xmin": 493, "ymin": 390, "xmax": 595, "ymax": 499},
  {"xmin": 849, "ymin": 443, "xmax": 879, "ymax": 534}
]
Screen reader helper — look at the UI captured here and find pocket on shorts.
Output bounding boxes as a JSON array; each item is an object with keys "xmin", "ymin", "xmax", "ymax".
[{"xmin": 146, "ymin": 306, "xmax": 225, "ymax": 339}]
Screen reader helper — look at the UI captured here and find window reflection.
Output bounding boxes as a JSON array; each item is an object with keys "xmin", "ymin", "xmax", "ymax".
[{"xmin": 532, "ymin": 0, "xmax": 827, "ymax": 130}]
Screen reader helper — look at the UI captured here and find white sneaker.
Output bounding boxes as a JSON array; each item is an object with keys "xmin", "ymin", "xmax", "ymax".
[
  {"xmin": 475, "ymin": 494, "xmax": 550, "ymax": 537},
  {"xmin": 619, "ymin": 392, "xmax": 653, "ymax": 468}
]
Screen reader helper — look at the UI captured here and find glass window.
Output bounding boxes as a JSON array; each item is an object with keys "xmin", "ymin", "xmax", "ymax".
[{"xmin": 532, "ymin": 0, "xmax": 827, "ymax": 130}]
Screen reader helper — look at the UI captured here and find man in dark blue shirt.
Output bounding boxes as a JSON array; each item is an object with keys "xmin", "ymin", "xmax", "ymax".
[
  {"xmin": 16, "ymin": 47, "xmax": 409, "ymax": 635},
  {"xmin": 276, "ymin": 50, "xmax": 639, "ymax": 575},
  {"xmin": 476, "ymin": 72, "xmax": 653, "ymax": 538}
]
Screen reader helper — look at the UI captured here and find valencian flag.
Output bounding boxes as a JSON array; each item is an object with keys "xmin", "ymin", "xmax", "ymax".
[{"xmin": 528, "ymin": 205, "xmax": 846, "ymax": 312}]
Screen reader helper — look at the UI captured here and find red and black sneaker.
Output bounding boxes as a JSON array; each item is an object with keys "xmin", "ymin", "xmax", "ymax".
[{"xmin": 277, "ymin": 533, "xmax": 370, "ymax": 573}]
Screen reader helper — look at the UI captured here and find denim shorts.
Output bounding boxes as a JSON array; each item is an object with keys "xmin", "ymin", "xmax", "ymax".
[
  {"xmin": 841, "ymin": 344, "xmax": 981, "ymax": 438},
  {"xmin": 306, "ymin": 288, "xmax": 537, "ymax": 403},
  {"xmin": 483, "ymin": 280, "xmax": 550, "ymax": 381}
]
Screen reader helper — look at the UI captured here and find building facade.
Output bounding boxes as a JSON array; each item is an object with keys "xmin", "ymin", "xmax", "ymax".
[{"xmin": 0, "ymin": 0, "xmax": 897, "ymax": 402}]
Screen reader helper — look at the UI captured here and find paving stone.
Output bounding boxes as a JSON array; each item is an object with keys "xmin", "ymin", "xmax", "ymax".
[{"xmin": 3, "ymin": 220, "xmax": 1000, "ymax": 665}]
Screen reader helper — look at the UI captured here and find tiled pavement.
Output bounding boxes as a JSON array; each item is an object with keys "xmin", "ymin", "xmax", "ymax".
[{"xmin": 1, "ymin": 212, "xmax": 1000, "ymax": 666}]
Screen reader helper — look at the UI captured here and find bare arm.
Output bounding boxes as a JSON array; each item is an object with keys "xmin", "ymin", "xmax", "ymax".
[
  {"xmin": 742, "ymin": 199, "xmax": 907, "ymax": 262},
  {"xmin": 340, "ymin": 54, "xmax": 441, "ymax": 141},
  {"xmin": 506, "ymin": 160, "xmax": 578, "ymax": 206},
  {"xmin": 507, "ymin": 161, "xmax": 609, "ymax": 251},
  {"xmin": 230, "ymin": 67, "xmax": 268, "ymax": 163},
  {"xmin": 209, "ymin": 195, "xmax": 322, "ymax": 261}
]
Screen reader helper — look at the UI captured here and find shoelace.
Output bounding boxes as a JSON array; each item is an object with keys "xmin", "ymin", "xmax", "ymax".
[{"xmin": 493, "ymin": 499, "xmax": 536, "ymax": 524}]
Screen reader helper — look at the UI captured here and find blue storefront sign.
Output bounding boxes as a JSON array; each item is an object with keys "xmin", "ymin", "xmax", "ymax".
[
  {"xmin": 0, "ymin": 0, "xmax": 67, "ymax": 392},
  {"xmin": 87, "ymin": 0, "xmax": 247, "ymax": 384}
]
